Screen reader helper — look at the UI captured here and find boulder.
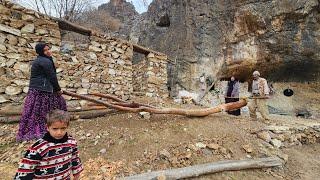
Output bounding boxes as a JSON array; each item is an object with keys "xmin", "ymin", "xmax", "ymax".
[
  {"xmin": 7, "ymin": 34, "xmax": 18, "ymax": 45},
  {"xmin": 0, "ymin": 95, "xmax": 9, "ymax": 103},
  {"xmin": 21, "ymin": 24, "xmax": 35, "ymax": 33},
  {"xmin": 5, "ymin": 86, "xmax": 22, "ymax": 95},
  {"xmin": 0, "ymin": 44, "xmax": 6, "ymax": 53},
  {"xmin": 13, "ymin": 62, "xmax": 30, "ymax": 74}
]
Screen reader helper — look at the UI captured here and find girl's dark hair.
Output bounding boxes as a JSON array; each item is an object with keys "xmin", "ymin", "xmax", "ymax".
[{"xmin": 46, "ymin": 109, "xmax": 70, "ymax": 126}]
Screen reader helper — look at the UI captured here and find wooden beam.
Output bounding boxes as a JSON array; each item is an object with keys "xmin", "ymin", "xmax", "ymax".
[
  {"xmin": 52, "ymin": 17, "xmax": 93, "ymax": 36},
  {"xmin": 0, "ymin": 109, "xmax": 118, "ymax": 123},
  {"xmin": 124, "ymin": 157, "xmax": 282, "ymax": 180},
  {"xmin": 132, "ymin": 43, "xmax": 163, "ymax": 55}
]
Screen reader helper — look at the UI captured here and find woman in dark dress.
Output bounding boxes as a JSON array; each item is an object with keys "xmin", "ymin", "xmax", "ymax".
[
  {"xmin": 16, "ymin": 42, "xmax": 67, "ymax": 141},
  {"xmin": 225, "ymin": 76, "xmax": 240, "ymax": 116}
]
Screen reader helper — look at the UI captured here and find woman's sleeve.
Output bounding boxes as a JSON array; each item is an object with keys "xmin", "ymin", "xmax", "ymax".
[
  {"xmin": 234, "ymin": 81, "xmax": 240, "ymax": 97},
  {"xmin": 14, "ymin": 148, "xmax": 41, "ymax": 179}
]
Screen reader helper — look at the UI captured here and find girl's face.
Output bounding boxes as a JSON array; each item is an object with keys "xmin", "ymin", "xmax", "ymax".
[
  {"xmin": 47, "ymin": 121, "xmax": 68, "ymax": 139},
  {"xmin": 231, "ymin": 76, "xmax": 235, "ymax": 81}
]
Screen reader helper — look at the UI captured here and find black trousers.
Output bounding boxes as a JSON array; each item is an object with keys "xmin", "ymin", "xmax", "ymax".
[{"xmin": 225, "ymin": 98, "xmax": 241, "ymax": 116}]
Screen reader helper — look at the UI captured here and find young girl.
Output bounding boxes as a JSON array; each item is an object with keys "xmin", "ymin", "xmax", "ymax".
[{"xmin": 15, "ymin": 110, "xmax": 83, "ymax": 179}]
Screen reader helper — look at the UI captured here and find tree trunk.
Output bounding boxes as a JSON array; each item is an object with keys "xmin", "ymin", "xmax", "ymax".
[{"xmin": 62, "ymin": 90, "xmax": 247, "ymax": 117}]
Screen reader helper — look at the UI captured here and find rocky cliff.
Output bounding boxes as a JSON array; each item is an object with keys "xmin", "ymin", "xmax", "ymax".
[
  {"xmin": 136, "ymin": 0, "xmax": 320, "ymax": 92},
  {"xmin": 98, "ymin": 0, "xmax": 139, "ymax": 39}
]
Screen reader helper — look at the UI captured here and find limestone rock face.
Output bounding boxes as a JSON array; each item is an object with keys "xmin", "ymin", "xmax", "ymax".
[
  {"xmin": 135, "ymin": 0, "xmax": 320, "ymax": 91},
  {"xmin": 98, "ymin": 0, "xmax": 138, "ymax": 39}
]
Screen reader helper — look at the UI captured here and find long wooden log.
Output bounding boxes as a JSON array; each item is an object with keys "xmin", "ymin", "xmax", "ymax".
[
  {"xmin": 0, "ymin": 109, "xmax": 117, "ymax": 123},
  {"xmin": 62, "ymin": 90, "xmax": 247, "ymax": 117},
  {"xmin": 0, "ymin": 106, "xmax": 108, "ymax": 116},
  {"xmin": 89, "ymin": 93, "xmax": 157, "ymax": 108},
  {"xmin": 89, "ymin": 92, "xmax": 125, "ymax": 103},
  {"xmin": 123, "ymin": 157, "xmax": 282, "ymax": 180}
]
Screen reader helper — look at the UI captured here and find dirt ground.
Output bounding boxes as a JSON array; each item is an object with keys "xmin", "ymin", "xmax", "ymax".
[{"xmin": 1, "ymin": 104, "xmax": 320, "ymax": 179}]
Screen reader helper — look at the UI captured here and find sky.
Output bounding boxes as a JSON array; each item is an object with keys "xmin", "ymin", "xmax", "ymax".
[{"xmin": 94, "ymin": 0, "xmax": 152, "ymax": 13}]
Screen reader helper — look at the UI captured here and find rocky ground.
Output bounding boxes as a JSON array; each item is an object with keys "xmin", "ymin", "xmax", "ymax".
[{"xmin": 1, "ymin": 98, "xmax": 319, "ymax": 179}]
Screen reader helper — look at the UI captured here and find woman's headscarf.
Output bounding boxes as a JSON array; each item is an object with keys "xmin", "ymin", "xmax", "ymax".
[{"xmin": 35, "ymin": 42, "xmax": 47, "ymax": 57}]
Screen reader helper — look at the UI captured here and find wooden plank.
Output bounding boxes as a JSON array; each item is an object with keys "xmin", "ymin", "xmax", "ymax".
[{"xmin": 123, "ymin": 157, "xmax": 282, "ymax": 180}]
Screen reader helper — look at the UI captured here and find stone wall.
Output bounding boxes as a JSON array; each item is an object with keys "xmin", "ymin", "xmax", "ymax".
[
  {"xmin": 133, "ymin": 53, "xmax": 168, "ymax": 98},
  {"xmin": 0, "ymin": 0, "xmax": 168, "ymax": 108},
  {"xmin": 0, "ymin": 1, "xmax": 61, "ymax": 104},
  {"xmin": 58, "ymin": 37, "xmax": 134, "ymax": 107}
]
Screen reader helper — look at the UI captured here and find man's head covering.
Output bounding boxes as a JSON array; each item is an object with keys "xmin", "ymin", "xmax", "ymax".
[
  {"xmin": 35, "ymin": 42, "xmax": 47, "ymax": 56},
  {"xmin": 253, "ymin": 70, "xmax": 260, "ymax": 76}
]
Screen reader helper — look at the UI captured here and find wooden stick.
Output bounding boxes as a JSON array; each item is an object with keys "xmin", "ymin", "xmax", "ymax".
[
  {"xmin": 0, "ymin": 106, "xmax": 108, "ymax": 116},
  {"xmin": 0, "ymin": 109, "xmax": 118, "ymax": 123},
  {"xmin": 62, "ymin": 90, "xmax": 247, "ymax": 117},
  {"xmin": 89, "ymin": 92, "xmax": 125, "ymax": 103},
  {"xmin": 89, "ymin": 93, "xmax": 157, "ymax": 108},
  {"xmin": 124, "ymin": 157, "xmax": 282, "ymax": 180}
]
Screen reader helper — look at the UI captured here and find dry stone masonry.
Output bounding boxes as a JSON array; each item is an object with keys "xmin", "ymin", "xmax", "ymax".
[
  {"xmin": 0, "ymin": 0, "xmax": 168, "ymax": 108},
  {"xmin": 133, "ymin": 53, "xmax": 168, "ymax": 98}
]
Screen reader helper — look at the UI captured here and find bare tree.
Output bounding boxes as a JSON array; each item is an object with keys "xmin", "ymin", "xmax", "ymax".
[{"xmin": 14, "ymin": 0, "xmax": 97, "ymax": 21}]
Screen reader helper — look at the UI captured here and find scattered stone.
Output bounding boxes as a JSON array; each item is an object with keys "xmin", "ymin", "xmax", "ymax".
[
  {"xmin": 277, "ymin": 153, "xmax": 289, "ymax": 163},
  {"xmin": 270, "ymin": 139, "xmax": 282, "ymax": 148},
  {"xmin": 257, "ymin": 131, "xmax": 271, "ymax": 142},
  {"xmin": 187, "ymin": 144, "xmax": 199, "ymax": 151},
  {"xmin": 242, "ymin": 144, "xmax": 253, "ymax": 153},
  {"xmin": 139, "ymin": 112, "xmax": 151, "ymax": 120},
  {"xmin": 265, "ymin": 126, "xmax": 290, "ymax": 134},
  {"xmin": 195, "ymin": 142, "xmax": 206, "ymax": 149},
  {"xmin": 159, "ymin": 149, "xmax": 171, "ymax": 159},
  {"xmin": 207, "ymin": 143, "xmax": 220, "ymax": 150},
  {"xmin": 202, "ymin": 148, "xmax": 213, "ymax": 156},
  {"xmin": 99, "ymin": 148, "xmax": 107, "ymax": 154}
]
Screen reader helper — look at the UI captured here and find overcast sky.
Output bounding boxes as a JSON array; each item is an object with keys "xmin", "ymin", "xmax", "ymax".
[{"xmin": 93, "ymin": 0, "xmax": 152, "ymax": 13}]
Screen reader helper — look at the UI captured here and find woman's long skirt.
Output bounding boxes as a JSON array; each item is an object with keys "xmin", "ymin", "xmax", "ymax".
[{"xmin": 16, "ymin": 88, "xmax": 67, "ymax": 141}]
